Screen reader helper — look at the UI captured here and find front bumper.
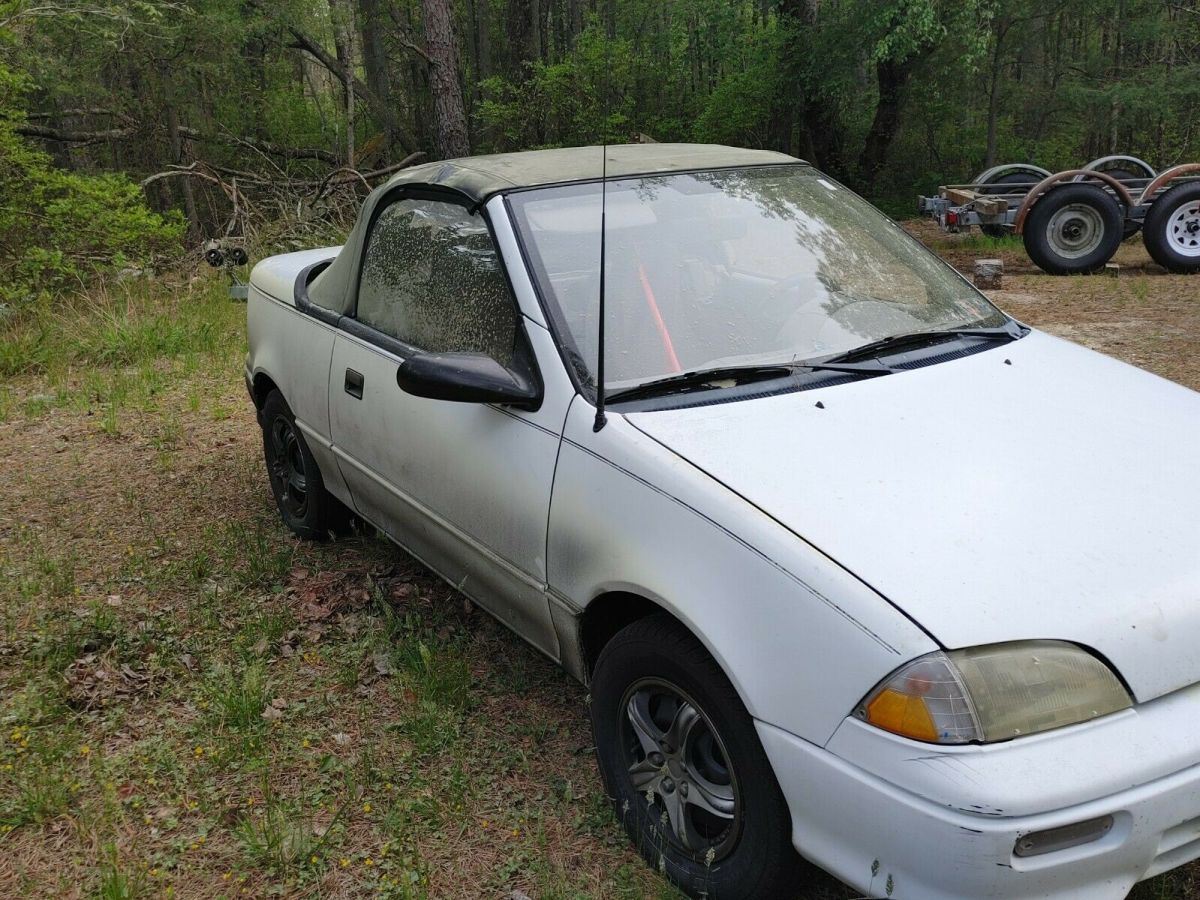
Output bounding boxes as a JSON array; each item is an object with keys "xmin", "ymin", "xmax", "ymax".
[{"xmin": 759, "ymin": 681, "xmax": 1200, "ymax": 899}]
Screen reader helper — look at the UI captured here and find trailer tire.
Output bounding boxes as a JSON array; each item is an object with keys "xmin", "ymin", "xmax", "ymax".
[
  {"xmin": 974, "ymin": 167, "xmax": 1047, "ymax": 238},
  {"xmin": 1023, "ymin": 184, "xmax": 1124, "ymax": 275},
  {"xmin": 1141, "ymin": 182, "xmax": 1200, "ymax": 274}
]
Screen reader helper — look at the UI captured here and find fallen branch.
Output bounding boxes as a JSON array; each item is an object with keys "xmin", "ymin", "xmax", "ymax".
[
  {"xmin": 179, "ymin": 127, "xmax": 339, "ymax": 164},
  {"xmin": 313, "ymin": 152, "xmax": 426, "ymax": 198},
  {"xmin": 17, "ymin": 121, "xmax": 340, "ymax": 164},
  {"xmin": 16, "ymin": 123, "xmax": 135, "ymax": 143},
  {"xmin": 139, "ymin": 163, "xmax": 255, "ymax": 228},
  {"xmin": 288, "ymin": 25, "xmax": 420, "ymax": 152}
]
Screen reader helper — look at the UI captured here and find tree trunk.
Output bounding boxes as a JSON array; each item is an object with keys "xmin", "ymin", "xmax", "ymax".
[
  {"xmin": 858, "ymin": 57, "xmax": 918, "ymax": 191},
  {"xmin": 330, "ymin": 0, "xmax": 357, "ymax": 165},
  {"xmin": 567, "ymin": 0, "xmax": 582, "ymax": 45},
  {"xmin": 288, "ymin": 26, "xmax": 419, "ymax": 152},
  {"xmin": 423, "ymin": 0, "xmax": 470, "ymax": 159},
  {"xmin": 359, "ymin": 0, "xmax": 400, "ymax": 158},
  {"xmin": 166, "ymin": 103, "xmax": 201, "ymax": 242},
  {"xmin": 507, "ymin": 0, "xmax": 533, "ymax": 75},
  {"xmin": 983, "ymin": 18, "xmax": 1011, "ymax": 170},
  {"xmin": 780, "ymin": 0, "xmax": 842, "ymax": 172},
  {"xmin": 476, "ymin": 0, "xmax": 492, "ymax": 80},
  {"xmin": 530, "ymin": 0, "xmax": 542, "ymax": 60}
]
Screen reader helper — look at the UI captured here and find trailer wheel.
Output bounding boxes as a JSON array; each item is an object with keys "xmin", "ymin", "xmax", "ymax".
[
  {"xmin": 1076, "ymin": 157, "xmax": 1155, "ymax": 239},
  {"xmin": 973, "ymin": 165, "xmax": 1050, "ymax": 238},
  {"xmin": 1141, "ymin": 182, "xmax": 1200, "ymax": 274},
  {"xmin": 1023, "ymin": 183, "xmax": 1124, "ymax": 275}
]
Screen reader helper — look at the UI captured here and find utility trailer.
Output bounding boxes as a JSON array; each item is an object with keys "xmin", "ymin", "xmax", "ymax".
[{"xmin": 917, "ymin": 155, "xmax": 1200, "ymax": 275}]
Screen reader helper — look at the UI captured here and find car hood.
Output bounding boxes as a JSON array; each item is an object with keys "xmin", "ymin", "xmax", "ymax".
[{"xmin": 626, "ymin": 330, "xmax": 1200, "ymax": 702}]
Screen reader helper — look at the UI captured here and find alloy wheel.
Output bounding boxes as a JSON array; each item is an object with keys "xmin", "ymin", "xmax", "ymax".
[
  {"xmin": 269, "ymin": 415, "xmax": 309, "ymax": 519},
  {"xmin": 620, "ymin": 677, "xmax": 743, "ymax": 862}
]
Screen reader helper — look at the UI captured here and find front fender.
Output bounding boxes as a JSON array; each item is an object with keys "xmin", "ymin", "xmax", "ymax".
[{"xmin": 547, "ymin": 401, "xmax": 937, "ymax": 746}]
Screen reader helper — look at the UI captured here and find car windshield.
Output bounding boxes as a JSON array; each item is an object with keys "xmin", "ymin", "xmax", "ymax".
[{"xmin": 507, "ymin": 165, "xmax": 1008, "ymax": 392}]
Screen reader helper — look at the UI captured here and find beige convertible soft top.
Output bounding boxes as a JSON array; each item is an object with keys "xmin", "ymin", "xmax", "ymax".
[{"xmin": 307, "ymin": 143, "xmax": 803, "ymax": 315}]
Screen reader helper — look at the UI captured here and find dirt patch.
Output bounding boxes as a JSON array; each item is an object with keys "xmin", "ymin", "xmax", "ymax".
[{"xmin": 2, "ymin": 243, "xmax": 1198, "ymax": 898}]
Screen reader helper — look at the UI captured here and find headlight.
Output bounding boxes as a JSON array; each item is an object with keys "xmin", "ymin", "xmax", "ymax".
[{"xmin": 855, "ymin": 641, "xmax": 1132, "ymax": 744}]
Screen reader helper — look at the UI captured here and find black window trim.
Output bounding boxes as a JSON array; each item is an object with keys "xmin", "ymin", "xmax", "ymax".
[
  {"xmin": 294, "ymin": 257, "xmax": 340, "ymax": 326},
  {"xmin": 335, "ymin": 182, "xmax": 545, "ymax": 404},
  {"xmin": 500, "ymin": 163, "xmax": 815, "ymax": 403}
]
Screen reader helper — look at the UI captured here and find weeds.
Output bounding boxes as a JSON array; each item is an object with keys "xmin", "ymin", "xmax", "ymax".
[
  {"xmin": 26, "ymin": 603, "xmax": 121, "ymax": 674},
  {"xmin": 930, "ymin": 231, "xmax": 1023, "ymax": 253},
  {"xmin": 0, "ymin": 741, "xmax": 75, "ymax": 829},
  {"xmin": 204, "ymin": 662, "xmax": 270, "ymax": 733},
  {"xmin": 235, "ymin": 794, "xmax": 322, "ymax": 872},
  {"xmin": 97, "ymin": 846, "xmax": 145, "ymax": 900},
  {"xmin": 24, "ymin": 261, "xmax": 1200, "ymax": 897}
]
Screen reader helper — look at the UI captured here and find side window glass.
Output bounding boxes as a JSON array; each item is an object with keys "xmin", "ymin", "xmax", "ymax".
[{"xmin": 357, "ymin": 198, "xmax": 518, "ymax": 366}]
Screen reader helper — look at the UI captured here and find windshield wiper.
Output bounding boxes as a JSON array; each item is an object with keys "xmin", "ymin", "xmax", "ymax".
[
  {"xmin": 605, "ymin": 365, "xmax": 794, "ymax": 403},
  {"xmin": 605, "ymin": 359, "xmax": 892, "ymax": 404},
  {"xmin": 811, "ymin": 324, "xmax": 1025, "ymax": 366}
]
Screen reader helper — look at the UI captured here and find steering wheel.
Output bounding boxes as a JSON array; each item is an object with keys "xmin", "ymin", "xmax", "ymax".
[
  {"xmin": 767, "ymin": 273, "xmax": 862, "ymax": 349},
  {"xmin": 767, "ymin": 271, "xmax": 825, "ymax": 307},
  {"xmin": 772, "ymin": 278, "xmax": 926, "ymax": 355}
]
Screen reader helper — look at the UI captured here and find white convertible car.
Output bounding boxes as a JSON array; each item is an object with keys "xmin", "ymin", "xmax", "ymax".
[{"xmin": 245, "ymin": 144, "xmax": 1200, "ymax": 899}]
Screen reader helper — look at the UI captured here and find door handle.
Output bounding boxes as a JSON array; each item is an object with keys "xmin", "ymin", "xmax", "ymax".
[{"xmin": 344, "ymin": 368, "xmax": 364, "ymax": 399}]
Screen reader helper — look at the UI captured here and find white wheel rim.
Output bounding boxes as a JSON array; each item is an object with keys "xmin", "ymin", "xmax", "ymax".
[
  {"xmin": 1046, "ymin": 204, "xmax": 1105, "ymax": 259},
  {"xmin": 1166, "ymin": 200, "xmax": 1200, "ymax": 257}
]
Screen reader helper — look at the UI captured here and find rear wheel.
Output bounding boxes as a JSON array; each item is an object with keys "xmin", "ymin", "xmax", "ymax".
[
  {"xmin": 1076, "ymin": 157, "xmax": 1154, "ymax": 239},
  {"xmin": 260, "ymin": 390, "xmax": 350, "ymax": 539},
  {"xmin": 1023, "ymin": 183, "xmax": 1124, "ymax": 275},
  {"xmin": 1141, "ymin": 182, "xmax": 1200, "ymax": 274},
  {"xmin": 591, "ymin": 615, "xmax": 806, "ymax": 899},
  {"xmin": 973, "ymin": 165, "xmax": 1049, "ymax": 238}
]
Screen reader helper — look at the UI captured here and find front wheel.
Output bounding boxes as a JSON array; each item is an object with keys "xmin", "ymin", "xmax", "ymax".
[
  {"xmin": 1142, "ymin": 182, "xmax": 1200, "ymax": 274},
  {"xmin": 1022, "ymin": 183, "xmax": 1124, "ymax": 275},
  {"xmin": 590, "ymin": 615, "xmax": 806, "ymax": 899}
]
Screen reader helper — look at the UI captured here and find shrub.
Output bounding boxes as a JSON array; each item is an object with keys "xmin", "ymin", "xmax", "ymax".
[{"xmin": 0, "ymin": 63, "xmax": 184, "ymax": 308}]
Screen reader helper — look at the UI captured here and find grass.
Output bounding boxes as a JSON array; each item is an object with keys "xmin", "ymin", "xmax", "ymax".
[
  {"xmin": 0, "ymin": 271, "xmax": 694, "ymax": 898},
  {"xmin": 2, "ymin": 259, "xmax": 1199, "ymax": 898},
  {"xmin": 926, "ymin": 230, "xmax": 1024, "ymax": 253}
]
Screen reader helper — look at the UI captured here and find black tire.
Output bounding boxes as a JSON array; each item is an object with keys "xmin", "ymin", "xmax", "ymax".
[
  {"xmin": 1023, "ymin": 183, "xmax": 1124, "ymax": 275},
  {"xmin": 976, "ymin": 171, "xmax": 1035, "ymax": 238},
  {"xmin": 1142, "ymin": 182, "xmax": 1200, "ymax": 274},
  {"xmin": 591, "ymin": 615, "xmax": 806, "ymax": 899},
  {"xmin": 260, "ymin": 390, "xmax": 350, "ymax": 539},
  {"xmin": 1099, "ymin": 174, "xmax": 1144, "ymax": 240},
  {"xmin": 1097, "ymin": 174, "xmax": 1144, "ymax": 240}
]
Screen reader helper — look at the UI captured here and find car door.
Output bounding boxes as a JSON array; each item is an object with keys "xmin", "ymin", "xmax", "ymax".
[{"xmin": 328, "ymin": 189, "xmax": 564, "ymax": 658}]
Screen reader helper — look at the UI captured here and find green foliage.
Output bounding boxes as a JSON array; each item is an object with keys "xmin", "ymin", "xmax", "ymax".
[
  {"xmin": 475, "ymin": 26, "xmax": 636, "ymax": 150},
  {"xmin": 1, "ymin": 0, "xmax": 1200, "ymax": 280},
  {"xmin": 0, "ymin": 63, "xmax": 182, "ymax": 308},
  {"xmin": 0, "ymin": 277, "xmax": 241, "ymax": 379}
]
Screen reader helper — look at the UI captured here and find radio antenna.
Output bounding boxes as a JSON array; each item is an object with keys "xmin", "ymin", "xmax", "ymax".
[{"xmin": 592, "ymin": 40, "xmax": 611, "ymax": 432}]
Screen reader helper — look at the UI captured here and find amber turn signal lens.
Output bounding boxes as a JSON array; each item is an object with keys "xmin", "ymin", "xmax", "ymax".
[
  {"xmin": 856, "ymin": 642, "xmax": 1133, "ymax": 745},
  {"xmin": 865, "ymin": 688, "xmax": 939, "ymax": 742}
]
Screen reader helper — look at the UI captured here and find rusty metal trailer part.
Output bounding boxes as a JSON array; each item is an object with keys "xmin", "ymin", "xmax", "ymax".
[{"xmin": 916, "ymin": 157, "xmax": 1200, "ymax": 275}]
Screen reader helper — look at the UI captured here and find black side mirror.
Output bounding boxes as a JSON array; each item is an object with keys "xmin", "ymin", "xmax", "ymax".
[{"xmin": 396, "ymin": 352, "xmax": 541, "ymax": 410}]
